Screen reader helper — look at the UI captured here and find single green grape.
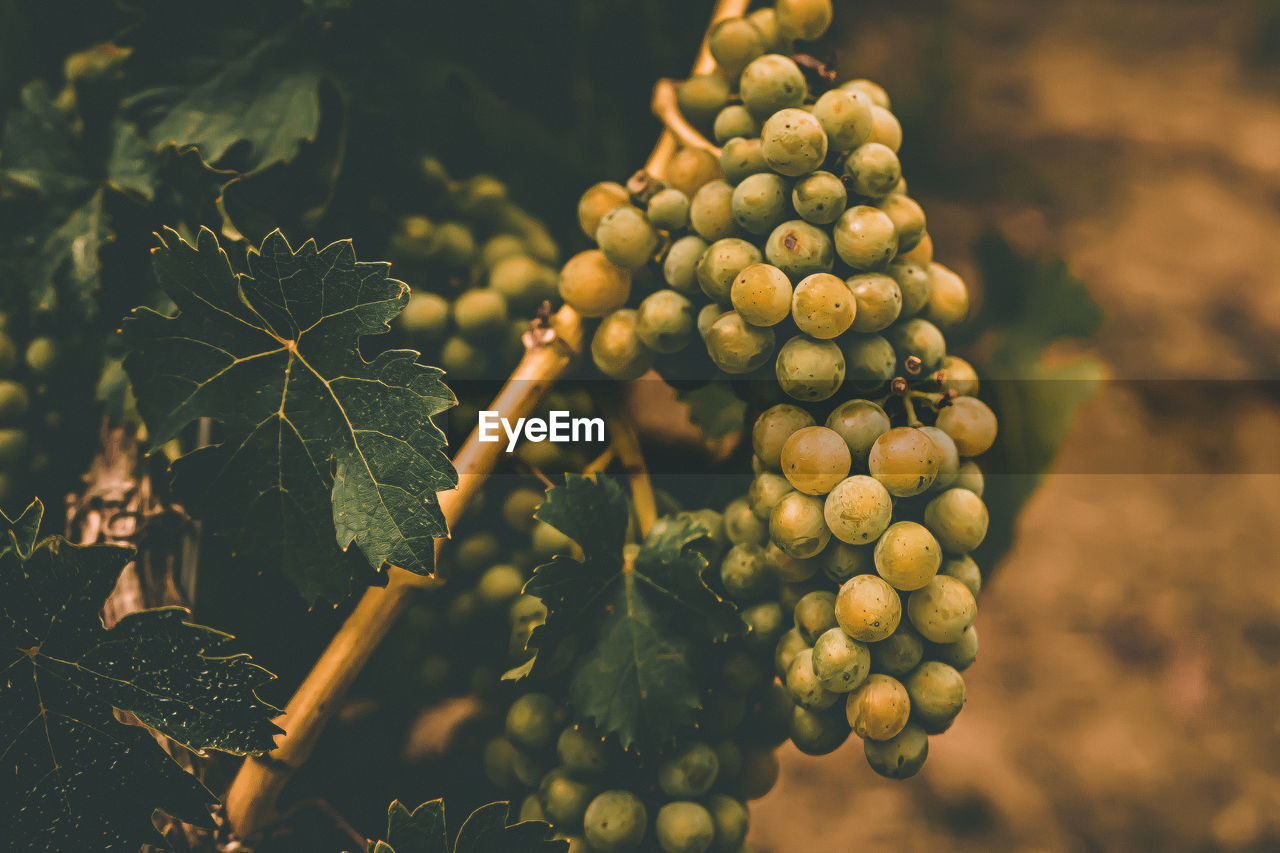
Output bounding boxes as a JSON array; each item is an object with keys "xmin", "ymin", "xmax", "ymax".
[
  {"xmin": 724, "ymin": 497, "xmax": 769, "ymax": 546},
  {"xmin": 786, "ymin": 648, "xmax": 839, "ymax": 710},
  {"xmin": 842, "ymin": 142, "xmax": 902, "ymax": 199},
  {"xmin": 455, "ymin": 532, "xmax": 502, "ymax": 573},
  {"xmin": 939, "ymin": 355, "xmax": 980, "ymax": 397},
  {"xmin": 664, "ymin": 235, "xmax": 710, "ymax": 294},
  {"xmin": 667, "ymin": 147, "xmax": 724, "ymax": 196},
  {"xmin": 0, "ymin": 429, "xmax": 28, "ymax": 466},
  {"xmin": 878, "ymin": 193, "xmax": 926, "ymax": 252},
  {"xmin": 658, "ymin": 741, "xmax": 720, "ymax": 797},
  {"xmin": 690, "ymin": 180, "xmax": 740, "ymax": 242},
  {"xmin": 812, "ymin": 626, "xmax": 871, "ymax": 693},
  {"xmin": 823, "ymin": 474, "xmax": 893, "ymax": 544},
  {"xmin": 925, "ymin": 262, "xmax": 971, "ymax": 328},
  {"xmin": 679, "ymin": 72, "xmax": 730, "ymax": 128},
  {"xmin": 765, "ymin": 540, "xmax": 820, "ymax": 583},
  {"xmin": 584, "ymin": 790, "xmax": 648, "ymax": 853},
  {"xmin": 740, "ymin": 54, "xmax": 807, "ymax": 120},
  {"xmin": 506, "ymin": 693, "xmax": 557, "ymax": 750},
  {"xmin": 885, "ymin": 317, "xmax": 947, "ymax": 373},
  {"xmin": 790, "ymin": 704, "xmax": 852, "ymax": 756},
  {"xmin": 597, "ymin": 205, "xmax": 660, "ymax": 270},
  {"xmin": 867, "ymin": 105, "xmax": 903, "ymax": 152},
  {"xmin": 531, "ymin": 520, "xmax": 575, "ymax": 559},
  {"xmin": 732, "ymin": 263, "xmax": 793, "ymax": 327},
  {"xmin": 456, "ymin": 174, "xmax": 509, "ymax": 222},
  {"xmin": 870, "ymin": 622, "xmax": 925, "ymax": 676},
  {"xmin": 656, "ymin": 801, "xmax": 715, "ymax": 853},
  {"xmin": 578, "ymin": 182, "xmax": 631, "ymax": 239},
  {"xmin": 731, "ymin": 172, "xmax": 790, "ymax": 235},
  {"xmin": 874, "ymin": 521, "xmax": 942, "ymax": 591},
  {"xmin": 539, "ymin": 767, "xmax": 596, "ymax": 826},
  {"xmin": 521, "ymin": 793, "xmax": 546, "ymax": 823},
  {"xmin": 863, "ymin": 722, "xmax": 928, "ymax": 778},
  {"xmin": 752, "ymin": 403, "xmax": 816, "ymax": 470},
  {"xmin": 647, "ymin": 187, "xmax": 692, "ymax": 230},
  {"xmin": 560, "ymin": 249, "xmax": 631, "ymax": 318},
  {"xmin": 483, "ymin": 737, "xmax": 520, "ymax": 789},
  {"xmin": 886, "ymin": 259, "xmax": 932, "ymax": 319},
  {"xmin": 776, "ymin": 0, "xmax": 834, "ymax": 40},
  {"xmin": 812, "ymin": 88, "xmax": 873, "ymax": 152},
  {"xmin": 490, "ymin": 255, "xmax": 559, "ymax": 312},
  {"xmin": 453, "ymin": 288, "xmax": 509, "ymax": 340},
  {"xmin": 869, "ymin": 427, "xmax": 941, "ymax": 497},
  {"xmin": 705, "ymin": 311, "xmax": 775, "ymax": 374},
  {"xmin": 781, "ymin": 426, "xmax": 851, "ymax": 495},
  {"xmin": 761, "ymin": 108, "xmax": 828, "ymax": 177},
  {"xmin": 399, "ymin": 291, "xmax": 451, "ymax": 341},
  {"xmin": 388, "ymin": 214, "xmax": 435, "ymax": 263},
  {"xmin": 697, "ymin": 237, "xmax": 763, "ymax": 303},
  {"xmin": 905, "ymin": 660, "xmax": 966, "ymax": 733},
  {"xmin": 774, "ymin": 626, "xmax": 810, "ymax": 677},
  {"xmin": 919, "ymin": 425, "xmax": 960, "ymax": 491},
  {"xmin": 825, "ymin": 399, "xmax": 891, "ymax": 467},
  {"xmin": 923, "ymin": 488, "xmax": 989, "ymax": 553},
  {"xmin": 558, "ymin": 725, "xmax": 608, "ymax": 777},
  {"xmin": 482, "ymin": 234, "xmax": 527, "ymax": 267},
  {"xmin": 835, "ymin": 573, "xmax": 901, "ymax": 642},
  {"xmin": 775, "ymin": 335, "xmax": 845, "ymax": 402},
  {"xmin": 720, "ymin": 137, "xmax": 768, "ymax": 184},
  {"xmin": 705, "ymin": 794, "xmax": 749, "ymax": 852},
  {"xmin": 791, "ymin": 170, "xmax": 848, "ymax": 225},
  {"xmin": 822, "ymin": 541, "xmax": 874, "ymax": 585},
  {"xmin": 846, "ymin": 273, "xmax": 902, "ymax": 332},
  {"xmin": 935, "ymin": 396, "xmax": 998, "ymax": 457},
  {"xmin": 748, "ymin": 7, "xmax": 789, "ymax": 53},
  {"xmin": 846, "ymin": 673, "xmax": 911, "ymax": 741},
  {"xmin": 840, "ymin": 78, "xmax": 890, "ymax": 109},
  {"xmin": 834, "ymin": 205, "xmax": 898, "ymax": 271},
  {"xmin": 764, "ymin": 219, "xmax": 834, "ymax": 279},
  {"xmin": 555, "ymin": 835, "xmax": 590, "ymax": 853},
  {"xmin": 713, "ymin": 104, "xmax": 761, "ymax": 145},
  {"xmin": 23, "ymin": 336, "xmax": 57, "ymax": 376},
  {"xmin": 793, "ymin": 590, "xmax": 838, "ymax": 644},
  {"xmin": 636, "ymin": 289, "xmax": 697, "ymax": 354},
  {"xmin": 842, "ymin": 334, "xmax": 897, "ymax": 391},
  {"xmin": 907, "ymin": 575, "xmax": 977, "ymax": 643},
  {"xmin": 720, "ymin": 543, "xmax": 774, "ymax": 600},
  {"xmin": 476, "ymin": 564, "xmax": 524, "ymax": 607},
  {"xmin": 749, "ymin": 471, "xmax": 794, "ymax": 519},
  {"xmin": 697, "ymin": 303, "xmax": 729, "ymax": 339},
  {"xmin": 930, "ymin": 624, "xmax": 978, "ymax": 671},
  {"xmin": 709, "ymin": 17, "xmax": 766, "ymax": 80},
  {"xmin": 440, "ymin": 335, "xmax": 489, "ymax": 380},
  {"xmin": 791, "ymin": 272, "xmax": 854, "ymax": 339},
  {"xmin": 743, "ymin": 600, "xmax": 786, "ymax": 651},
  {"xmin": 592, "ymin": 309, "xmax": 656, "ymax": 380},
  {"xmin": 769, "ymin": 491, "xmax": 830, "ymax": 558},
  {"xmin": 954, "ymin": 460, "xmax": 985, "ymax": 496}
]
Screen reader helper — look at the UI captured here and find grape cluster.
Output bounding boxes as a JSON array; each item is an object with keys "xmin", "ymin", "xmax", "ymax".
[{"xmin": 0, "ymin": 320, "xmax": 60, "ymax": 505}]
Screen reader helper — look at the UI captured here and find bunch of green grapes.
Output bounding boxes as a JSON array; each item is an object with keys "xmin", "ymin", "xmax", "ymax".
[
  {"xmin": 0, "ymin": 318, "xmax": 67, "ymax": 506},
  {"xmin": 390, "ymin": 158, "xmax": 562, "ymax": 385}
]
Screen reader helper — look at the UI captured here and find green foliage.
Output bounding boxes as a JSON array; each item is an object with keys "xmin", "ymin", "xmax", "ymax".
[
  {"xmin": 372, "ymin": 799, "xmax": 566, "ymax": 853},
  {"xmin": 523, "ymin": 475, "xmax": 744, "ymax": 749},
  {"xmin": 124, "ymin": 227, "xmax": 457, "ymax": 603},
  {"xmin": 0, "ymin": 498, "xmax": 279, "ymax": 849}
]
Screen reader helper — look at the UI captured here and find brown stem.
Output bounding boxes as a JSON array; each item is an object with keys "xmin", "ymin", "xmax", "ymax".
[
  {"xmin": 652, "ymin": 79, "xmax": 721, "ymax": 158},
  {"xmin": 602, "ymin": 404, "xmax": 658, "ymax": 540}
]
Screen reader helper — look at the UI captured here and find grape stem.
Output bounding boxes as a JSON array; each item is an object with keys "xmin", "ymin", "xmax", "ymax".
[
  {"xmin": 651, "ymin": 78, "xmax": 722, "ymax": 158},
  {"xmin": 602, "ymin": 402, "xmax": 658, "ymax": 539},
  {"xmin": 901, "ymin": 393, "xmax": 923, "ymax": 428}
]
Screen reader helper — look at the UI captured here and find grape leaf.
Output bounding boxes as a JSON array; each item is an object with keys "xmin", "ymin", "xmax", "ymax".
[
  {"xmin": 123, "ymin": 227, "xmax": 457, "ymax": 603},
  {"xmin": 524, "ymin": 475, "xmax": 744, "ymax": 749},
  {"xmin": 372, "ymin": 799, "xmax": 565, "ymax": 853},
  {"xmin": 0, "ymin": 498, "xmax": 280, "ymax": 850},
  {"xmin": 676, "ymin": 381, "xmax": 747, "ymax": 441}
]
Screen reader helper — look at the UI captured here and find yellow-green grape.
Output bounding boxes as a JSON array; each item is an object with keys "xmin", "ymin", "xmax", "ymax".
[
  {"xmin": 658, "ymin": 741, "xmax": 720, "ymax": 797},
  {"xmin": 399, "ymin": 291, "xmax": 450, "ymax": 341},
  {"xmin": 877, "ymin": 196, "xmax": 925, "ymax": 256},
  {"xmin": 814, "ymin": 90, "xmax": 873, "ymax": 155},
  {"xmin": 840, "ymin": 78, "xmax": 890, "ymax": 109},
  {"xmin": 656, "ymin": 802, "xmax": 715, "ymax": 853},
  {"xmin": 705, "ymin": 794, "xmax": 749, "ymax": 853},
  {"xmin": 482, "ymin": 233, "xmax": 527, "ymax": 267},
  {"xmin": 557, "ymin": 725, "xmax": 607, "ymax": 778},
  {"xmin": 874, "ymin": 521, "xmax": 942, "ymax": 591},
  {"xmin": 665, "ymin": 235, "xmax": 710, "ymax": 294},
  {"xmin": 647, "ymin": 187, "xmax": 692, "ymax": 231},
  {"xmin": 749, "ymin": 471, "xmax": 793, "ymax": 519},
  {"xmin": 900, "ymin": 230, "xmax": 933, "ymax": 266},
  {"xmin": 907, "ymin": 575, "xmax": 977, "ymax": 643},
  {"xmin": 483, "ymin": 737, "xmax": 521, "ymax": 789},
  {"xmin": 791, "ymin": 170, "xmax": 847, "ymax": 225},
  {"xmin": 713, "ymin": 105, "xmax": 760, "ymax": 145},
  {"xmin": 923, "ymin": 488, "xmax": 989, "ymax": 553},
  {"xmin": 556, "ymin": 836, "xmax": 590, "ymax": 853},
  {"xmin": 769, "ymin": 491, "xmax": 830, "ymax": 558},
  {"xmin": 636, "ymin": 289, "xmax": 697, "ymax": 354},
  {"xmin": 846, "ymin": 273, "xmax": 902, "ymax": 333},
  {"xmin": 731, "ymin": 263, "xmax": 793, "ymax": 327},
  {"xmin": 843, "ymin": 333, "xmax": 897, "ymax": 391},
  {"xmin": 905, "ymin": 660, "xmax": 965, "ymax": 733},
  {"xmin": 823, "ymin": 475, "xmax": 892, "ymax": 545},
  {"xmin": 776, "ymin": 0, "xmax": 833, "ymax": 40},
  {"xmin": 477, "ymin": 564, "xmax": 524, "ymax": 608},
  {"xmin": 781, "ymin": 426, "xmax": 851, "ymax": 495},
  {"xmin": 532, "ymin": 520, "xmax": 575, "ymax": 560},
  {"xmin": 748, "ymin": 7, "xmax": 789, "ymax": 53},
  {"xmin": 739, "ymin": 54, "xmax": 807, "ymax": 120},
  {"xmin": 578, "ymin": 182, "xmax": 632, "ymax": 238},
  {"xmin": 869, "ymin": 426, "xmax": 941, "ymax": 497},
  {"xmin": 834, "ymin": 205, "xmax": 898, "ymax": 271},
  {"xmin": 720, "ymin": 137, "xmax": 768, "ymax": 184},
  {"xmin": 843, "ymin": 143, "xmax": 902, "ymax": 200},
  {"xmin": 720, "ymin": 543, "xmax": 773, "ymax": 600},
  {"xmin": 539, "ymin": 768, "xmax": 596, "ymax": 826},
  {"xmin": 0, "ymin": 429, "xmax": 28, "ymax": 466},
  {"xmin": 679, "ymin": 73, "xmax": 731, "ymax": 131},
  {"xmin": 867, "ymin": 105, "xmax": 903, "ymax": 152},
  {"xmin": 886, "ymin": 259, "xmax": 932, "ymax": 318},
  {"xmin": 592, "ymin": 309, "xmax": 655, "ymax": 380},
  {"xmin": 863, "ymin": 722, "xmax": 928, "ymax": 779},
  {"xmin": 885, "ymin": 317, "xmax": 947, "ymax": 372},
  {"xmin": 752, "ymin": 403, "xmax": 815, "ymax": 470},
  {"xmin": 521, "ymin": 794, "xmax": 546, "ymax": 823},
  {"xmin": 743, "ymin": 601, "xmax": 786, "ymax": 652},
  {"xmin": 456, "ymin": 174, "xmax": 509, "ymax": 222},
  {"xmin": 698, "ymin": 237, "xmax": 762, "ymax": 303},
  {"xmin": 845, "ymin": 673, "xmax": 910, "ymax": 741},
  {"xmin": 791, "ymin": 272, "xmax": 855, "ymax": 338},
  {"xmin": 791, "ymin": 589, "xmax": 836, "ymax": 644},
  {"xmin": 490, "ymin": 255, "xmax": 559, "ymax": 312},
  {"xmin": 939, "ymin": 354, "xmax": 980, "ymax": 396},
  {"xmin": 513, "ymin": 746, "xmax": 549, "ymax": 788},
  {"xmin": 789, "ymin": 705, "xmax": 851, "ymax": 756},
  {"xmin": 931, "ymin": 624, "xmax": 979, "ymax": 671},
  {"xmin": 919, "ymin": 425, "xmax": 960, "ymax": 490},
  {"xmin": 690, "ymin": 180, "xmax": 739, "ymax": 242},
  {"xmin": 667, "ymin": 146, "xmax": 724, "ymax": 196},
  {"xmin": 764, "ymin": 219, "xmax": 834, "ymax": 279},
  {"xmin": 731, "ymin": 173, "xmax": 789, "ymax": 236},
  {"xmin": 925, "ymin": 262, "xmax": 971, "ymax": 328},
  {"xmin": 870, "ymin": 622, "xmax": 924, "ymax": 676},
  {"xmin": 775, "ymin": 335, "xmax": 845, "ymax": 402},
  {"xmin": 440, "ymin": 335, "xmax": 489, "ymax": 380},
  {"xmin": 697, "ymin": 303, "xmax": 728, "ymax": 339},
  {"xmin": 455, "ymin": 532, "xmax": 502, "ymax": 574},
  {"xmin": 23, "ymin": 337, "xmax": 56, "ymax": 375},
  {"xmin": 812, "ymin": 626, "xmax": 871, "ymax": 693},
  {"xmin": 936, "ymin": 396, "xmax": 998, "ymax": 456},
  {"xmin": 822, "ymin": 540, "xmax": 874, "ymax": 585},
  {"xmin": 786, "ymin": 648, "xmax": 839, "ymax": 710},
  {"xmin": 835, "ymin": 573, "xmax": 901, "ymax": 642},
  {"xmin": 387, "ymin": 214, "xmax": 435, "ymax": 263},
  {"xmin": 584, "ymin": 790, "xmax": 648, "ymax": 853},
  {"xmin": 825, "ymin": 399, "xmax": 891, "ymax": 467},
  {"xmin": 506, "ymin": 692, "xmax": 557, "ymax": 750},
  {"xmin": 428, "ymin": 221, "xmax": 476, "ymax": 267},
  {"xmin": 709, "ymin": 17, "xmax": 766, "ymax": 80},
  {"xmin": 560, "ymin": 249, "xmax": 631, "ymax": 317},
  {"xmin": 760, "ymin": 108, "xmax": 828, "ymax": 177},
  {"xmin": 765, "ymin": 540, "xmax": 820, "ymax": 583},
  {"xmin": 775, "ymin": 626, "xmax": 810, "ymax": 677},
  {"xmin": 505, "ymin": 207, "xmax": 562, "ymax": 265},
  {"xmin": 705, "ymin": 311, "xmax": 775, "ymax": 374},
  {"xmin": 596, "ymin": 205, "xmax": 659, "ymax": 270},
  {"xmin": 453, "ymin": 288, "xmax": 508, "ymax": 340},
  {"xmin": 954, "ymin": 460, "xmax": 985, "ymax": 497}
]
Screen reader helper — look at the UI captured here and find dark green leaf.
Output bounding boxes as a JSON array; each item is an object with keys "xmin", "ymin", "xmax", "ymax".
[
  {"xmin": 677, "ymin": 381, "xmax": 746, "ymax": 441},
  {"xmin": 0, "ymin": 498, "xmax": 280, "ymax": 850},
  {"xmin": 123, "ymin": 227, "xmax": 457, "ymax": 603},
  {"xmin": 106, "ymin": 119, "xmax": 161, "ymax": 200},
  {"xmin": 375, "ymin": 798, "xmax": 565, "ymax": 853}
]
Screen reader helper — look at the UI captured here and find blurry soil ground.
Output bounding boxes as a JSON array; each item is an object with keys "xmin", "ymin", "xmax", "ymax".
[{"xmin": 746, "ymin": 1, "xmax": 1280, "ymax": 851}]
